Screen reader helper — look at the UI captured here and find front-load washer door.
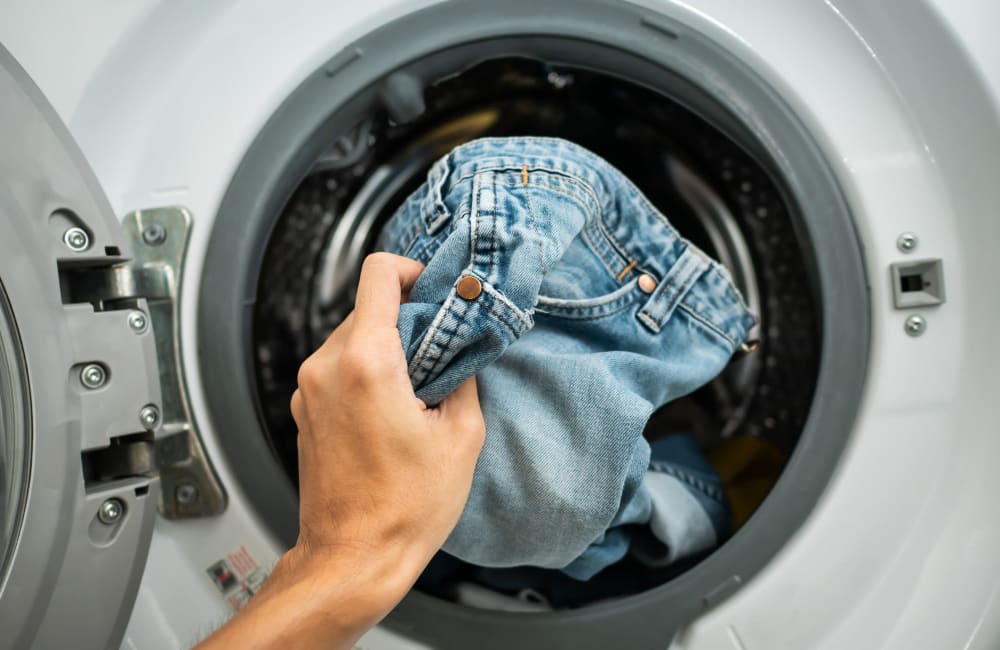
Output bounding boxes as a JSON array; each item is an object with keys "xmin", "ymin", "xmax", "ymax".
[{"xmin": 0, "ymin": 46, "xmax": 161, "ymax": 649}]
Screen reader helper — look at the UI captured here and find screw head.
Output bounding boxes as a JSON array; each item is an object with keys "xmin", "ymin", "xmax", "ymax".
[
  {"xmin": 897, "ymin": 232, "xmax": 919, "ymax": 253},
  {"xmin": 63, "ymin": 227, "xmax": 90, "ymax": 252},
  {"xmin": 175, "ymin": 482, "xmax": 198, "ymax": 505},
  {"xmin": 142, "ymin": 223, "xmax": 167, "ymax": 246},
  {"xmin": 904, "ymin": 314, "xmax": 927, "ymax": 337},
  {"xmin": 127, "ymin": 310, "xmax": 149, "ymax": 334},
  {"xmin": 98, "ymin": 498, "xmax": 125, "ymax": 524},
  {"xmin": 139, "ymin": 404, "xmax": 161, "ymax": 429},
  {"xmin": 80, "ymin": 363, "xmax": 107, "ymax": 389}
]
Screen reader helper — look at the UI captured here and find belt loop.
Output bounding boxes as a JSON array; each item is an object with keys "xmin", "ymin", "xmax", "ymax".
[
  {"xmin": 423, "ymin": 155, "xmax": 452, "ymax": 234},
  {"xmin": 469, "ymin": 170, "xmax": 498, "ymax": 278},
  {"xmin": 637, "ymin": 246, "xmax": 709, "ymax": 333}
]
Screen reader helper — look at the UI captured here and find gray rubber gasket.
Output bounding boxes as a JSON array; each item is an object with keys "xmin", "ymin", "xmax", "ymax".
[{"xmin": 198, "ymin": 1, "xmax": 870, "ymax": 647}]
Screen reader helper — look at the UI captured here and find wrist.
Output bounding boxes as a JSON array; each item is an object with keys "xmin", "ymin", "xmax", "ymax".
[
  {"xmin": 194, "ymin": 541, "xmax": 421, "ymax": 650},
  {"xmin": 272, "ymin": 538, "xmax": 425, "ymax": 630}
]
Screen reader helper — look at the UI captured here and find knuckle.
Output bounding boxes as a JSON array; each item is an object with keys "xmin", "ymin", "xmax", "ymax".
[
  {"xmin": 296, "ymin": 357, "xmax": 325, "ymax": 393},
  {"xmin": 469, "ymin": 417, "xmax": 487, "ymax": 443},
  {"xmin": 338, "ymin": 349, "xmax": 371, "ymax": 380},
  {"xmin": 361, "ymin": 251, "xmax": 394, "ymax": 274},
  {"xmin": 460, "ymin": 411, "xmax": 486, "ymax": 443},
  {"xmin": 341, "ymin": 342, "xmax": 396, "ymax": 385}
]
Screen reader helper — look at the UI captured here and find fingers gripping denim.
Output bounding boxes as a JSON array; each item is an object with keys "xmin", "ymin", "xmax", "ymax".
[{"xmin": 378, "ymin": 137, "xmax": 756, "ymax": 579}]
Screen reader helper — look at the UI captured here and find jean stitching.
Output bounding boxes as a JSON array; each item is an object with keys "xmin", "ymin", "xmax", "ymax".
[
  {"xmin": 535, "ymin": 278, "xmax": 640, "ymax": 316},
  {"xmin": 650, "ymin": 264, "xmax": 698, "ymax": 327},
  {"xmin": 469, "ymin": 176, "xmax": 481, "ymax": 271},
  {"xmin": 634, "ymin": 191, "xmax": 683, "ymax": 242},
  {"xmin": 415, "ymin": 295, "xmax": 524, "ymax": 388},
  {"xmin": 649, "ymin": 462, "xmax": 726, "ymax": 504},
  {"xmin": 479, "ymin": 281, "xmax": 533, "ymax": 330},
  {"xmin": 499, "ymin": 177, "xmax": 599, "ymax": 217},
  {"xmin": 637, "ymin": 310, "xmax": 661, "ymax": 332},
  {"xmin": 408, "ymin": 291, "xmax": 458, "ymax": 379},
  {"xmin": 522, "ymin": 181, "xmax": 548, "ymax": 277},
  {"xmin": 471, "ymin": 173, "xmax": 495, "ymax": 277},
  {"xmin": 490, "ymin": 175, "xmax": 499, "ymax": 284},
  {"xmin": 638, "ymin": 273, "xmax": 678, "ymax": 331},
  {"xmin": 534, "ymin": 293, "xmax": 643, "ymax": 321},
  {"xmin": 486, "ymin": 303, "xmax": 526, "ymax": 335},
  {"xmin": 410, "ymin": 233, "xmax": 444, "ymax": 264},
  {"xmin": 419, "ymin": 300, "xmax": 469, "ymax": 385},
  {"xmin": 594, "ymin": 211, "xmax": 634, "ymax": 268},
  {"xmin": 398, "ymin": 227, "xmax": 421, "ymax": 257},
  {"xmin": 481, "ymin": 300, "xmax": 528, "ymax": 336},
  {"xmin": 677, "ymin": 302, "xmax": 738, "ymax": 349},
  {"xmin": 451, "ymin": 167, "xmax": 601, "ymax": 212},
  {"xmin": 580, "ymin": 222, "xmax": 624, "ymax": 281}
]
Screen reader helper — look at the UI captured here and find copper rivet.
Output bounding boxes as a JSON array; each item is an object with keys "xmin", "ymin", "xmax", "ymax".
[
  {"xmin": 638, "ymin": 274, "xmax": 657, "ymax": 294},
  {"xmin": 456, "ymin": 275, "xmax": 483, "ymax": 300}
]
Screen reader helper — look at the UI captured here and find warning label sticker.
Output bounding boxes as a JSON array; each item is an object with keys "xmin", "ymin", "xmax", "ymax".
[{"xmin": 206, "ymin": 545, "xmax": 269, "ymax": 612}]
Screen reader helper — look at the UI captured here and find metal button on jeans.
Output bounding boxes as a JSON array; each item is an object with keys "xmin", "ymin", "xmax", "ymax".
[
  {"xmin": 457, "ymin": 275, "xmax": 483, "ymax": 300},
  {"xmin": 638, "ymin": 274, "xmax": 657, "ymax": 294}
]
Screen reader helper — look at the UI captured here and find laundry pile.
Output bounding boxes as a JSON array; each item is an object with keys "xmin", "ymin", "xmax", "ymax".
[{"xmin": 378, "ymin": 137, "xmax": 756, "ymax": 587}]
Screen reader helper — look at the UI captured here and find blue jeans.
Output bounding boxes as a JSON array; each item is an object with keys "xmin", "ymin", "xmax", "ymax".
[{"xmin": 378, "ymin": 137, "xmax": 755, "ymax": 579}]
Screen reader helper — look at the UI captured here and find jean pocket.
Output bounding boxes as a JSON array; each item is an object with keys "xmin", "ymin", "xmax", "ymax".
[{"xmin": 535, "ymin": 277, "xmax": 644, "ymax": 320}]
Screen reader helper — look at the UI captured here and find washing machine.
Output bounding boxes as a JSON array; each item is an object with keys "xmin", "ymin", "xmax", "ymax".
[{"xmin": 1, "ymin": 0, "xmax": 999, "ymax": 648}]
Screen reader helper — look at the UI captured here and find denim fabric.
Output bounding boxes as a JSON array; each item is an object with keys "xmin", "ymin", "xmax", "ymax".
[{"xmin": 378, "ymin": 137, "xmax": 755, "ymax": 579}]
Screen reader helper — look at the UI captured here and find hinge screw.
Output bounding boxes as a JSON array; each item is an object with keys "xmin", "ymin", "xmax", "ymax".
[
  {"xmin": 904, "ymin": 314, "xmax": 927, "ymax": 337},
  {"xmin": 142, "ymin": 223, "xmax": 167, "ymax": 246},
  {"xmin": 63, "ymin": 227, "xmax": 90, "ymax": 252},
  {"xmin": 139, "ymin": 404, "xmax": 161, "ymax": 429},
  {"xmin": 175, "ymin": 482, "xmax": 199, "ymax": 505},
  {"xmin": 98, "ymin": 498, "xmax": 125, "ymax": 524},
  {"xmin": 80, "ymin": 363, "xmax": 107, "ymax": 389},
  {"xmin": 127, "ymin": 310, "xmax": 149, "ymax": 334}
]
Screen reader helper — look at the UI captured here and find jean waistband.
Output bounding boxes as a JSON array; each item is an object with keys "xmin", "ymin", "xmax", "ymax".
[{"xmin": 417, "ymin": 137, "xmax": 755, "ymax": 348}]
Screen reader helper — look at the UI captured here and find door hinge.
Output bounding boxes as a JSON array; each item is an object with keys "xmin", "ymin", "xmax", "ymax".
[{"xmin": 63, "ymin": 207, "xmax": 227, "ymax": 519}]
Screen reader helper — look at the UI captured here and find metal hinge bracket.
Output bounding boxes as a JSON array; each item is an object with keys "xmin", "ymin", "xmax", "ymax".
[{"xmin": 62, "ymin": 207, "xmax": 226, "ymax": 518}]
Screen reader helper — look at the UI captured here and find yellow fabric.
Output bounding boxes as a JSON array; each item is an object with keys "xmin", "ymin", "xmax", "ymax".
[{"xmin": 707, "ymin": 436, "xmax": 787, "ymax": 530}]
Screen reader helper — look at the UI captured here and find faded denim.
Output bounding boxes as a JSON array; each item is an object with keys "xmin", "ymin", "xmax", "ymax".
[{"xmin": 378, "ymin": 137, "xmax": 755, "ymax": 579}]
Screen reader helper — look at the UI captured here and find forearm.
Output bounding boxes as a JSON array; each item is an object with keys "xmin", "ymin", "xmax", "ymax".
[{"xmin": 195, "ymin": 544, "xmax": 420, "ymax": 650}]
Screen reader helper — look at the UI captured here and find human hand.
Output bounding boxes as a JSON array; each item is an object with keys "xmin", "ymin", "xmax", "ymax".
[
  {"xmin": 290, "ymin": 252, "xmax": 485, "ymax": 578},
  {"xmin": 195, "ymin": 253, "xmax": 484, "ymax": 650}
]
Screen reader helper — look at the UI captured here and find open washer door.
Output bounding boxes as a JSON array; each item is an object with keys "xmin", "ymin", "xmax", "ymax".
[{"xmin": 0, "ymin": 46, "xmax": 161, "ymax": 649}]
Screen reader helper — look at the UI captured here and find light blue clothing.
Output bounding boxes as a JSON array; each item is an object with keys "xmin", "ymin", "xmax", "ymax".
[{"xmin": 378, "ymin": 137, "xmax": 754, "ymax": 579}]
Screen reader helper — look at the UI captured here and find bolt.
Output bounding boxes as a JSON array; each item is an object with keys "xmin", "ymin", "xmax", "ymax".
[
  {"xmin": 175, "ymin": 482, "xmax": 198, "ymax": 505},
  {"xmin": 97, "ymin": 498, "xmax": 125, "ymax": 524},
  {"xmin": 127, "ymin": 310, "xmax": 149, "ymax": 334},
  {"xmin": 897, "ymin": 232, "xmax": 919, "ymax": 253},
  {"xmin": 142, "ymin": 223, "xmax": 167, "ymax": 246},
  {"xmin": 80, "ymin": 363, "xmax": 107, "ymax": 389},
  {"xmin": 139, "ymin": 404, "xmax": 161, "ymax": 429},
  {"xmin": 904, "ymin": 314, "xmax": 927, "ymax": 337},
  {"xmin": 63, "ymin": 227, "xmax": 90, "ymax": 252}
]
